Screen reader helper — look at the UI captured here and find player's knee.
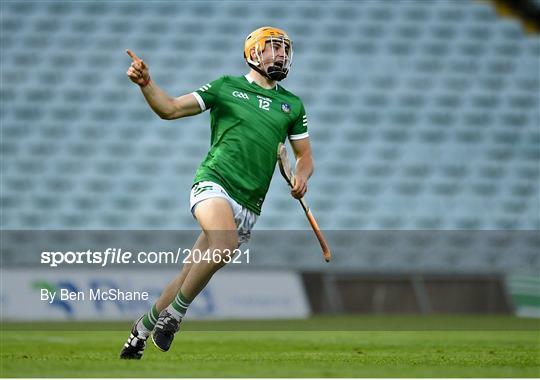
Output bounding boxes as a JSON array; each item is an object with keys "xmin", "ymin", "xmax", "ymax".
[
  {"xmin": 208, "ymin": 233, "xmax": 238, "ymax": 251},
  {"xmin": 208, "ymin": 244, "xmax": 237, "ymax": 269},
  {"xmin": 207, "ymin": 230, "xmax": 237, "ymax": 247}
]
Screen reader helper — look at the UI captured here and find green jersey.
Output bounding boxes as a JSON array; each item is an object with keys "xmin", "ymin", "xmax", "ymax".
[{"xmin": 191, "ymin": 74, "xmax": 308, "ymax": 215}]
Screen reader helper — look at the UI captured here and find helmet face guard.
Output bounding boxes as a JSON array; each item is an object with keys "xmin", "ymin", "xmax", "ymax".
[
  {"xmin": 260, "ymin": 36, "xmax": 293, "ymax": 81},
  {"xmin": 244, "ymin": 27, "xmax": 293, "ymax": 81}
]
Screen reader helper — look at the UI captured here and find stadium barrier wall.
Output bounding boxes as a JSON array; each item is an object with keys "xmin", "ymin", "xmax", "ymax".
[
  {"xmin": 302, "ymin": 272, "xmax": 514, "ymax": 315},
  {"xmin": 2, "ymin": 268, "xmax": 535, "ymax": 320}
]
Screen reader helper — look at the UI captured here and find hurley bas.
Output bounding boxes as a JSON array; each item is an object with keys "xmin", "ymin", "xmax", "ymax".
[{"xmin": 41, "ymin": 288, "xmax": 149, "ymax": 303}]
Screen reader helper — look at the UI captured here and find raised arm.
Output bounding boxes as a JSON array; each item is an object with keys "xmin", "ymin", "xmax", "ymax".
[
  {"xmin": 126, "ymin": 49, "xmax": 202, "ymax": 120},
  {"xmin": 289, "ymin": 137, "xmax": 314, "ymax": 199}
]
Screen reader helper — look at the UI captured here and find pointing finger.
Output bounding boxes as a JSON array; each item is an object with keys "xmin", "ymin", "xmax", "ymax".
[{"xmin": 126, "ymin": 49, "xmax": 141, "ymax": 63}]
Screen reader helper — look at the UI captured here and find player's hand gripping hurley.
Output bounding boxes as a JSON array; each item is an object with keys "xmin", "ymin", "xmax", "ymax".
[{"xmin": 277, "ymin": 143, "xmax": 332, "ymax": 262}]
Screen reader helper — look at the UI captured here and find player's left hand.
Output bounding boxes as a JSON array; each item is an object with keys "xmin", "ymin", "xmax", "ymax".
[{"xmin": 291, "ymin": 174, "xmax": 307, "ymax": 199}]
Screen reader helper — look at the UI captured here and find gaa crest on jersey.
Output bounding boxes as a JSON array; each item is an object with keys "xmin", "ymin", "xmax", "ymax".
[{"xmin": 281, "ymin": 103, "xmax": 291, "ymax": 113}]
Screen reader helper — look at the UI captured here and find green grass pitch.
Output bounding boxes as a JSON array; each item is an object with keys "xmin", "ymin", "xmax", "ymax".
[{"xmin": 1, "ymin": 316, "xmax": 539, "ymax": 377}]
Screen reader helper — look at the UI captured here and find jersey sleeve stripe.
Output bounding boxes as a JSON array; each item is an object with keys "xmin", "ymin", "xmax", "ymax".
[
  {"xmin": 289, "ymin": 132, "xmax": 309, "ymax": 141},
  {"xmin": 191, "ymin": 92, "xmax": 206, "ymax": 112},
  {"xmin": 199, "ymin": 84, "xmax": 211, "ymax": 92}
]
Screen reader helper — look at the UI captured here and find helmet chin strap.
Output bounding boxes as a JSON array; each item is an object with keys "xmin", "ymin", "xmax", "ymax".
[
  {"xmin": 248, "ymin": 62, "xmax": 287, "ymax": 82},
  {"xmin": 266, "ymin": 65, "xmax": 287, "ymax": 81}
]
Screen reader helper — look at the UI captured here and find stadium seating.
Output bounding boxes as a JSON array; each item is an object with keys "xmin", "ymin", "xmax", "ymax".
[{"xmin": 1, "ymin": 1, "xmax": 538, "ymax": 271}]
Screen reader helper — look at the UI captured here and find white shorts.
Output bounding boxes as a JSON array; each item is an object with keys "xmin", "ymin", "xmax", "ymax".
[{"xmin": 190, "ymin": 181, "xmax": 258, "ymax": 245}]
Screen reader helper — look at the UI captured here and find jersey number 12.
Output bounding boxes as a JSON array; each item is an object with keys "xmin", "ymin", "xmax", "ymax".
[{"xmin": 258, "ymin": 99, "xmax": 270, "ymax": 111}]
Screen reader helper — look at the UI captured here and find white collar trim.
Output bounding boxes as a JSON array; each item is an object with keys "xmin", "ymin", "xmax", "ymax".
[{"xmin": 245, "ymin": 73, "xmax": 278, "ymax": 90}]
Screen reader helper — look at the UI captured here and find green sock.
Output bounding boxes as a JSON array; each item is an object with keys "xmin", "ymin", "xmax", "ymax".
[
  {"xmin": 140, "ymin": 304, "xmax": 159, "ymax": 331},
  {"xmin": 167, "ymin": 291, "xmax": 192, "ymax": 320}
]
